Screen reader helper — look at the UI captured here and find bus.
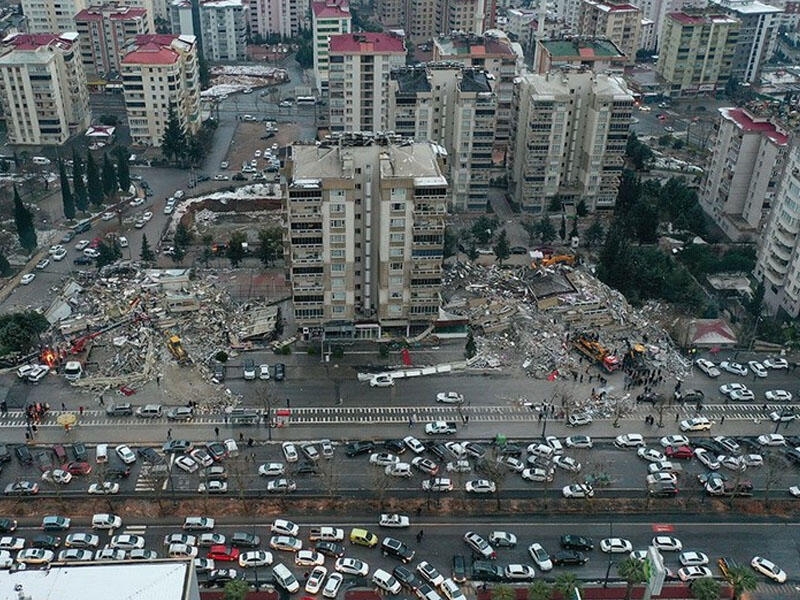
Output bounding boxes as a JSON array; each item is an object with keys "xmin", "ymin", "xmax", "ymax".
[{"xmin": 296, "ymin": 96, "xmax": 317, "ymax": 105}]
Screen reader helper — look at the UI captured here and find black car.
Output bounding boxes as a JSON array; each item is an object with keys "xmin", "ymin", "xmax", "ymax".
[
  {"xmin": 637, "ymin": 392, "xmax": 663, "ymax": 404},
  {"xmin": 676, "ymin": 390, "xmax": 704, "ymax": 404},
  {"xmin": 292, "ymin": 462, "xmax": 320, "ymax": 476},
  {"xmin": 71, "ymin": 442, "xmax": 88, "ymax": 462},
  {"xmin": 211, "ymin": 364, "xmax": 225, "ymax": 383},
  {"xmin": 381, "ymin": 537, "xmax": 415, "ymax": 563},
  {"xmin": 345, "ymin": 441, "xmax": 375, "ymax": 457},
  {"xmin": 693, "ymin": 439, "xmax": 722, "ymax": 453},
  {"xmin": 552, "ymin": 550, "xmax": 588, "ymax": 566},
  {"xmin": 510, "ymin": 246, "xmax": 528, "ymax": 255},
  {"xmin": 15, "ymin": 445, "xmax": 33, "ymax": 465},
  {"xmin": 495, "ymin": 443, "xmax": 522, "ymax": 457},
  {"xmin": 31, "ymin": 534, "xmax": 61, "ymax": 550},
  {"xmin": 785, "ymin": 448, "xmax": 800, "ymax": 465},
  {"xmin": 464, "ymin": 442, "xmax": 487, "ymax": 459},
  {"xmin": 736, "ymin": 437, "xmax": 762, "ymax": 452},
  {"xmin": 205, "ymin": 569, "xmax": 240, "ymax": 586},
  {"xmin": 315, "ymin": 541, "xmax": 345, "ymax": 558},
  {"xmin": 383, "ymin": 439, "xmax": 407, "ymax": 455},
  {"xmin": 230, "ymin": 532, "xmax": 260, "ymax": 548},
  {"xmin": 0, "ymin": 518, "xmax": 17, "ymax": 533},
  {"xmin": 274, "ymin": 363, "xmax": 285, "ymax": 381},
  {"xmin": 0, "ymin": 444, "xmax": 10, "ymax": 463},
  {"xmin": 137, "ymin": 447, "xmax": 166, "ymax": 465},
  {"xmin": 451, "ymin": 555, "xmax": 467, "ymax": 583},
  {"xmin": 60, "ymin": 231, "xmax": 74, "ymax": 243},
  {"xmin": 73, "ymin": 256, "xmax": 93, "ymax": 265},
  {"xmin": 393, "ymin": 565, "xmax": 420, "ymax": 590},
  {"xmin": 428, "ymin": 443, "xmax": 449, "ymax": 461},
  {"xmin": 205, "ymin": 441, "xmax": 227, "ymax": 461},
  {"xmin": 560, "ymin": 535, "xmax": 594, "ymax": 551},
  {"xmin": 649, "ymin": 482, "xmax": 678, "ymax": 497},
  {"xmin": 106, "ymin": 468, "xmax": 131, "ymax": 479},
  {"xmin": 471, "ymin": 561, "xmax": 504, "ymax": 581}
]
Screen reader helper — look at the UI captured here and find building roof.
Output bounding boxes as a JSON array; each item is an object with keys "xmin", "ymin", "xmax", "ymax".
[
  {"xmin": 540, "ymin": 39, "xmax": 625, "ymax": 60},
  {"xmin": 0, "ymin": 32, "xmax": 77, "ymax": 52},
  {"xmin": 686, "ymin": 318, "xmax": 737, "ymax": 346},
  {"xmin": 434, "ymin": 33, "xmax": 516, "ymax": 58},
  {"xmin": 312, "ymin": 0, "xmax": 350, "ymax": 19},
  {"xmin": 0, "ymin": 561, "xmax": 193, "ymax": 600},
  {"xmin": 392, "ymin": 67, "xmax": 431, "ymax": 94},
  {"xmin": 460, "ymin": 69, "xmax": 492, "ymax": 93},
  {"xmin": 667, "ymin": 11, "xmax": 738, "ymax": 25},
  {"xmin": 75, "ymin": 5, "xmax": 147, "ymax": 20},
  {"xmin": 329, "ymin": 32, "xmax": 405, "ymax": 53},
  {"xmin": 122, "ymin": 34, "xmax": 196, "ymax": 66},
  {"xmin": 202, "ymin": 0, "xmax": 246, "ymax": 8},
  {"xmin": 719, "ymin": 107, "xmax": 789, "ymax": 145},
  {"xmin": 711, "ymin": 0, "xmax": 783, "ymax": 15},
  {"xmin": 583, "ymin": 0, "xmax": 640, "ymax": 12}
]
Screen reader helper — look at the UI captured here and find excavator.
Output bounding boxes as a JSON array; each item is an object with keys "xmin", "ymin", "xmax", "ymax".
[
  {"xmin": 532, "ymin": 254, "xmax": 576, "ymax": 269},
  {"xmin": 166, "ymin": 334, "xmax": 190, "ymax": 366},
  {"xmin": 572, "ymin": 333, "xmax": 620, "ymax": 373}
]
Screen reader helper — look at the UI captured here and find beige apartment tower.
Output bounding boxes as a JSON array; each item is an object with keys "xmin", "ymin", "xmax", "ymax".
[{"xmin": 578, "ymin": 0, "xmax": 642, "ymax": 64}]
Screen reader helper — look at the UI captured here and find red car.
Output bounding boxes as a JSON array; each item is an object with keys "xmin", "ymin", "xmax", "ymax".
[
  {"xmin": 207, "ymin": 545, "xmax": 240, "ymax": 562},
  {"xmin": 665, "ymin": 445, "xmax": 694, "ymax": 460},
  {"xmin": 64, "ymin": 461, "xmax": 93, "ymax": 475}
]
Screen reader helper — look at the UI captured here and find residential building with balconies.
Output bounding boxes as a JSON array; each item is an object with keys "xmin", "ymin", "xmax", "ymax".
[
  {"xmin": 534, "ymin": 38, "xmax": 626, "ymax": 74},
  {"xmin": 170, "ymin": 0, "xmax": 248, "ymax": 61},
  {"xmin": 578, "ymin": 0, "xmax": 641, "ymax": 64},
  {"xmin": 312, "ymin": 0, "xmax": 351, "ymax": 95}
]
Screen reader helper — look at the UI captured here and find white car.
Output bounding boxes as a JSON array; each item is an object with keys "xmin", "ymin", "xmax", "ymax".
[
  {"xmin": 64, "ymin": 533, "xmax": 99, "ymax": 549},
  {"xmin": 436, "ymin": 392, "xmax": 464, "ymax": 404},
  {"xmin": 720, "ymin": 361, "xmax": 748, "ymax": 376},
  {"xmin": 404, "ymin": 436, "xmax": 426, "ymax": 454},
  {"xmin": 379, "ymin": 513, "xmax": 410, "ymax": 528},
  {"xmin": 600, "ymin": 538, "xmax": 633, "ymax": 554},
  {"xmin": 115, "ymin": 444, "xmax": 136, "ymax": 464},
  {"xmin": 282, "ymin": 442, "xmax": 299, "ymax": 463},
  {"xmin": 562, "ymin": 483, "xmax": 594, "ymax": 498},
  {"xmin": 648, "ymin": 460, "xmax": 678, "ymax": 474},
  {"xmin": 16, "ymin": 548, "xmax": 54, "ymax": 565},
  {"xmin": 141, "ymin": 211, "xmax": 153, "ymax": 222},
  {"xmin": 75, "ymin": 240, "xmax": 90, "ymax": 251},
  {"xmin": 259, "ymin": 364, "xmax": 270, "ymax": 380},
  {"xmin": 789, "ymin": 485, "xmax": 800, "ymax": 497},
  {"xmin": 750, "ymin": 556, "xmax": 787, "ymax": 583},
  {"xmin": 322, "ymin": 572, "xmax": 343, "ymax": 599},
  {"xmin": 660, "ymin": 435, "xmax": 690, "ymax": 448},
  {"xmin": 463, "ymin": 533, "xmax": 495, "ymax": 560},
  {"xmin": 48, "ymin": 244, "xmax": 64, "ymax": 255},
  {"xmin": 504, "ymin": 564, "xmax": 536, "ymax": 581},
  {"xmin": 20, "ymin": 273, "xmax": 35, "ymax": 285},
  {"xmin": 651, "ymin": 536, "xmax": 682, "ymax": 552},
  {"xmin": 42, "ymin": 469, "xmax": 72, "ymax": 485},
  {"xmin": 719, "ymin": 455, "xmax": 746, "ymax": 471},
  {"xmin": 58, "ymin": 549, "xmax": 92, "ymax": 562},
  {"xmin": 386, "ymin": 462, "xmax": 412, "ymax": 477},
  {"xmin": 465, "ymin": 479, "xmax": 496, "ymax": 494},
  {"xmin": 522, "ymin": 467, "xmax": 554, "ymax": 482},
  {"xmin": 567, "ymin": 412, "xmax": 593, "ymax": 427},
  {"xmin": 678, "ymin": 566, "xmax": 713, "ymax": 581},
  {"xmin": 198, "ymin": 533, "xmax": 226, "ymax": 547},
  {"xmin": 488, "ymin": 531, "xmax": 517, "ymax": 547},
  {"xmin": 757, "ymin": 434, "xmax": 786, "ymax": 446},
  {"xmin": 102, "ymin": 211, "xmax": 116, "ymax": 220},
  {"xmin": 646, "ymin": 472, "xmax": 678, "ymax": 486},
  {"xmin": 741, "ymin": 454, "xmax": 763, "ymax": 467},
  {"xmin": 301, "ymin": 443, "xmax": 319, "ymax": 461},
  {"xmin": 765, "ymin": 390, "xmax": 792, "ymax": 402},
  {"xmin": 637, "ymin": 447, "xmax": 666, "ymax": 463},
  {"xmin": 679, "ymin": 552, "xmax": 709, "ymax": 567},
  {"xmin": 497, "ymin": 455, "xmax": 525, "ymax": 472},
  {"xmin": 615, "ymin": 433, "xmax": 645, "ymax": 448},
  {"xmin": 446, "ymin": 460, "xmax": 471, "ymax": 473},
  {"xmin": 680, "ymin": 417, "xmax": 712, "ymax": 432},
  {"xmin": 111, "ymin": 534, "xmax": 146, "ymax": 550},
  {"xmin": 335, "ymin": 557, "xmax": 369, "ymax": 577},
  {"xmin": 763, "ymin": 357, "xmax": 789, "ymax": 369},
  {"xmin": 129, "ymin": 197, "xmax": 144, "ymax": 207},
  {"xmin": 695, "ymin": 358, "xmax": 720, "ymax": 378},
  {"xmin": 52, "ymin": 248, "xmax": 67, "ymax": 261},
  {"xmin": 88, "ymin": 482, "xmax": 119, "ymax": 495},
  {"xmin": 370, "ymin": 374, "xmax": 394, "ymax": 387},
  {"xmin": 269, "ymin": 535, "xmax": 302, "ymax": 552},
  {"xmin": 719, "ymin": 382, "xmax": 748, "ymax": 396},
  {"xmin": 369, "ymin": 452, "xmax": 399, "ymax": 466},
  {"xmin": 306, "ymin": 565, "xmax": 328, "ymax": 594},
  {"xmin": 694, "ymin": 449, "xmax": 720, "ymax": 470},
  {"xmin": 271, "ymin": 519, "xmax": 299, "ymax": 537},
  {"xmin": 198, "ymin": 480, "xmax": 227, "ymax": 494},
  {"xmin": 175, "ymin": 455, "xmax": 199, "ymax": 473},
  {"xmin": 259, "ymin": 462, "xmax": 285, "ymax": 477},
  {"xmin": 295, "ymin": 550, "xmax": 324, "ymax": 567},
  {"xmin": 545, "ymin": 436, "xmax": 564, "ymax": 454},
  {"xmin": 239, "ymin": 550, "xmax": 273, "ymax": 568},
  {"xmin": 528, "ymin": 543, "xmax": 552, "ymax": 571},
  {"xmin": 565, "ymin": 435, "xmax": 593, "ymax": 449},
  {"xmin": 0, "ymin": 538, "xmax": 24, "ymax": 551},
  {"xmin": 731, "ymin": 389, "xmax": 755, "ymax": 402},
  {"xmin": 713, "ymin": 436, "xmax": 740, "ymax": 453},
  {"xmin": 168, "ymin": 543, "xmax": 198, "ymax": 558},
  {"xmin": 553, "ymin": 455, "xmax": 582, "ymax": 473},
  {"xmin": 748, "ymin": 361, "xmax": 767, "ymax": 377},
  {"xmin": 769, "ymin": 410, "xmax": 796, "ymax": 423}
]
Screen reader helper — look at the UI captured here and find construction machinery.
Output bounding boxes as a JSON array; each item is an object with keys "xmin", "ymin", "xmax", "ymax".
[
  {"xmin": 572, "ymin": 333, "xmax": 620, "ymax": 373},
  {"xmin": 532, "ymin": 254, "xmax": 576, "ymax": 269},
  {"xmin": 166, "ymin": 335, "xmax": 190, "ymax": 365},
  {"xmin": 623, "ymin": 342, "xmax": 647, "ymax": 369}
]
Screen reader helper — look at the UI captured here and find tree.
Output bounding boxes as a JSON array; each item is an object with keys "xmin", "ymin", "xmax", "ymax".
[
  {"xmin": 569, "ymin": 216, "xmax": 579, "ymax": 240},
  {"xmin": 690, "ymin": 577, "xmax": 721, "ymax": 600},
  {"xmin": 223, "ymin": 579, "xmax": 249, "ymax": 600},
  {"xmin": 200, "ymin": 233, "xmax": 213, "ymax": 267},
  {"xmin": 171, "ymin": 244, "xmax": 185, "ymax": 264},
  {"xmin": 86, "ymin": 152, "xmax": 103, "ymax": 207},
  {"xmin": 0, "ymin": 311, "xmax": 50, "ymax": 353},
  {"xmin": 559, "ymin": 214, "xmax": 567, "ymax": 241},
  {"xmin": 554, "ymin": 573, "xmax": 581, "ymax": 600},
  {"xmin": 257, "ymin": 227, "xmax": 283, "ymax": 267},
  {"xmin": 13, "ymin": 186, "xmax": 36, "ymax": 253},
  {"xmin": 174, "ymin": 222, "xmax": 194, "ymax": 250},
  {"xmin": 0, "ymin": 252, "xmax": 10, "ymax": 277},
  {"xmin": 72, "ymin": 149, "xmax": 88, "ymax": 212},
  {"xmin": 227, "ymin": 232, "xmax": 247, "ymax": 267},
  {"xmin": 527, "ymin": 580, "xmax": 552, "ymax": 600},
  {"xmin": 617, "ymin": 558, "xmax": 647, "ymax": 600},
  {"xmin": 471, "ymin": 216, "xmax": 497, "ymax": 244},
  {"xmin": 58, "ymin": 159, "xmax": 75, "ymax": 220},
  {"xmin": 96, "ymin": 241, "xmax": 121, "ymax": 269},
  {"xmin": 161, "ymin": 104, "xmax": 186, "ymax": 164},
  {"xmin": 749, "ymin": 282, "xmax": 764, "ymax": 317},
  {"xmin": 491, "ymin": 584, "xmax": 515, "ymax": 600},
  {"xmin": 724, "ymin": 564, "xmax": 757, "ymax": 600},
  {"xmin": 494, "ymin": 229, "xmax": 510, "ymax": 265},
  {"xmin": 536, "ymin": 216, "xmax": 556, "ymax": 243},
  {"xmin": 576, "ymin": 198, "xmax": 588, "ymax": 217},
  {"xmin": 114, "ymin": 146, "xmax": 131, "ymax": 194},
  {"xmin": 140, "ymin": 234, "xmax": 156, "ymax": 263},
  {"xmin": 101, "ymin": 153, "xmax": 117, "ymax": 198},
  {"xmin": 464, "ymin": 330, "xmax": 477, "ymax": 359},
  {"xmin": 198, "ymin": 50, "xmax": 210, "ymax": 88}
]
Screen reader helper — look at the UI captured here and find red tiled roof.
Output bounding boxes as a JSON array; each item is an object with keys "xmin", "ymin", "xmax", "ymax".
[
  {"xmin": 2, "ymin": 33, "xmax": 72, "ymax": 51},
  {"xmin": 110, "ymin": 7, "xmax": 147, "ymax": 19},
  {"xmin": 75, "ymin": 6, "xmax": 147, "ymax": 20},
  {"xmin": 329, "ymin": 32, "xmax": 405, "ymax": 53},
  {"xmin": 133, "ymin": 34, "xmax": 183, "ymax": 46},
  {"xmin": 721, "ymin": 107, "xmax": 789, "ymax": 146},
  {"xmin": 122, "ymin": 42, "xmax": 179, "ymax": 65},
  {"xmin": 312, "ymin": 0, "xmax": 350, "ymax": 18}
]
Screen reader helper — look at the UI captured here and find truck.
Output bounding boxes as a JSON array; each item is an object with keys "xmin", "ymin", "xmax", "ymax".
[
  {"xmin": 309, "ymin": 527, "xmax": 345, "ymax": 542},
  {"xmin": 571, "ymin": 333, "xmax": 620, "ymax": 373},
  {"xmin": 166, "ymin": 335, "xmax": 190, "ymax": 365},
  {"xmin": 425, "ymin": 421, "xmax": 457, "ymax": 435}
]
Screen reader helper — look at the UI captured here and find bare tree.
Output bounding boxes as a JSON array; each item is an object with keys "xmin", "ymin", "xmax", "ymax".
[{"xmin": 761, "ymin": 452, "xmax": 786, "ymax": 509}]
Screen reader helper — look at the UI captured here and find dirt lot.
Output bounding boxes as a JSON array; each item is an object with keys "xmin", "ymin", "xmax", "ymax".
[{"xmin": 222, "ymin": 121, "xmax": 301, "ymax": 175}]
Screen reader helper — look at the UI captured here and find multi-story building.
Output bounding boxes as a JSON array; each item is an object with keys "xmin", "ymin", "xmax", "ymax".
[
  {"xmin": 755, "ymin": 142, "xmax": 800, "ymax": 317},
  {"xmin": 635, "ymin": 0, "xmax": 706, "ymax": 47},
  {"xmin": 0, "ymin": 32, "xmax": 90, "ymax": 145},
  {"xmin": 700, "ymin": 107, "xmax": 788, "ymax": 241},
  {"xmin": 578, "ymin": 0, "xmax": 641, "ymax": 64},
  {"xmin": 74, "ymin": 4, "xmax": 150, "ymax": 83},
  {"xmin": 432, "ymin": 32, "xmax": 521, "ymax": 149},
  {"xmin": 250, "ymin": 0, "xmax": 306, "ymax": 38},
  {"xmin": 656, "ymin": 11, "xmax": 739, "ymax": 97},
  {"xmin": 312, "ymin": 0, "xmax": 351, "ymax": 96},
  {"xmin": 170, "ymin": 0, "xmax": 248, "ymax": 61},
  {"xmin": 439, "ymin": 0, "xmax": 486, "ymax": 35},
  {"xmin": 120, "ymin": 33, "xmax": 200, "ymax": 146},
  {"xmin": 508, "ymin": 70, "xmax": 633, "ymax": 213},
  {"xmin": 406, "ymin": 0, "xmax": 437, "ymax": 42},
  {"xmin": 328, "ymin": 32, "xmax": 406, "ymax": 134},
  {"xmin": 534, "ymin": 38, "xmax": 626, "ymax": 74},
  {"xmin": 710, "ymin": 0, "xmax": 782, "ymax": 83},
  {"xmin": 20, "ymin": 0, "xmax": 86, "ymax": 33},
  {"xmin": 389, "ymin": 65, "xmax": 437, "ymax": 142},
  {"xmin": 376, "ymin": 0, "xmax": 406, "ymax": 28},
  {"xmin": 285, "ymin": 132, "xmax": 449, "ymax": 335}
]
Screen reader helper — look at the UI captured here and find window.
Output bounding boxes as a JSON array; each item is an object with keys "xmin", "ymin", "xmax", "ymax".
[
  {"xmin": 330, "ymin": 219, "xmax": 344, "ymax": 228},
  {"xmin": 390, "ymin": 276, "xmax": 403, "ymax": 286},
  {"xmin": 390, "ymin": 262, "xmax": 403, "ymax": 271},
  {"xmin": 330, "ymin": 249, "xmax": 344, "ymax": 259},
  {"xmin": 331, "ymin": 264, "xmax": 345, "ymax": 272},
  {"xmin": 330, "ymin": 234, "xmax": 345, "ymax": 244},
  {"xmin": 390, "ymin": 218, "xmax": 405, "ymax": 228},
  {"xmin": 391, "ymin": 202, "xmax": 404, "ymax": 211},
  {"xmin": 331, "ymin": 291, "xmax": 345, "ymax": 301},
  {"xmin": 390, "ymin": 248, "xmax": 404, "ymax": 257},
  {"xmin": 330, "ymin": 203, "xmax": 345, "ymax": 213},
  {"xmin": 390, "ymin": 233, "xmax": 405, "ymax": 243},
  {"xmin": 332, "ymin": 278, "xmax": 345, "ymax": 289}
]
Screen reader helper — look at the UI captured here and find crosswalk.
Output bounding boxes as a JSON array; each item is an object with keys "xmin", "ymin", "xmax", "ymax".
[{"xmin": 135, "ymin": 464, "xmax": 168, "ymax": 492}]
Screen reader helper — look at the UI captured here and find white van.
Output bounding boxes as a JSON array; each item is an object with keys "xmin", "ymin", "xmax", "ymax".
[
  {"xmin": 272, "ymin": 563, "xmax": 300, "ymax": 593},
  {"xmin": 32, "ymin": 156, "xmax": 51, "ymax": 165},
  {"xmin": 372, "ymin": 569, "xmax": 401, "ymax": 594},
  {"xmin": 63, "ymin": 361, "xmax": 83, "ymax": 382},
  {"xmin": 92, "ymin": 513, "xmax": 122, "ymax": 529},
  {"xmin": 96, "ymin": 444, "xmax": 108, "ymax": 463}
]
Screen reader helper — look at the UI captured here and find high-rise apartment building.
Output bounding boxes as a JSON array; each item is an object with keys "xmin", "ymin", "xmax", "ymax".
[
  {"xmin": 328, "ymin": 32, "xmax": 406, "ymax": 134},
  {"xmin": 74, "ymin": 4, "xmax": 150, "ymax": 82},
  {"xmin": 578, "ymin": 0, "xmax": 642, "ymax": 64},
  {"xmin": 250, "ymin": 0, "xmax": 305, "ymax": 38},
  {"xmin": 755, "ymin": 142, "xmax": 800, "ymax": 316},
  {"xmin": 20, "ymin": 0, "xmax": 87, "ymax": 33},
  {"xmin": 700, "ymin": 107, "xmax": 788, "ymax": 241},
  {"xmin": 170, "ymin": 0, "xmax": 248, "ymax": 61},
  {"xmin": 285, "ymin": 133, "xmax": 449, "ymax": 334},
  {"xmin": 710, "ymin": 0, "xmax": 782, "ymax": 83},
  {"xmin": 634, "ymin": 0, "xmax": 706, "ymax": 47},
  {"xmin": 406, "ymin": 0, "xmax": 437, "ymax": 42},
  {"xmin": 656, "ymin": 11, "xmax": 739, "ymax": 97},
  {"xmin": 311, "ymin": 0, "xmax": 351, "ymax": 95},
  {"xmin": 120, "ymin": 33, "xmax": 200, "ymax": 146},
  {"xmin": 439, "ymin": 0, "xmax": 486, "ymax": 35},
  {"xmin": 376, "ymin": 0, "xmax": 405, "ymax": 29},
  {"xmin": 0, "ymin": 32, "xmax": 90, "ymax": 145},
  {"xmin": 534, "ymin": 39, "xmax": 626, "ymax": 74},
  {"xmin": 508, "ymin": 70, "xmax": 633, "ymax": 213}
]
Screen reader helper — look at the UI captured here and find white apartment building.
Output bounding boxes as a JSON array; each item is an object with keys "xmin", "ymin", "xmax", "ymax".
[
  {"xmin": 755, "ymin": 142, "xmax": 800, "ymax": 317},
  {"xmin": 312, "ymin": 0, "xmax": 351, "ymax": 95},
  {"xmin": 74, "ymin": 4, "xmax": 150, "ymax": 81},
  {"xmin": 440, "ymin": 0, "xmax": 486, "ymax": 35},
  {"xmin": 700, "ymin": 107, "xmax": 788, "ymax": 241},
  {"xmin": 250, "ymin": 0, "xmax": 306, "ymax": 38},
  {"xmin": 120, "ymin": 33, "xmax": 200, "ymax": 146},
  {"xmin": 578, "ymin": 0, "xmax": 642, "ymax": 64},
  {"xmin": 170, "ymin": 0, "xmax": 248, "ymax": 61},
  {"xmin": 20, "ymin": 0, "xmax": 86, "ymax": 33},
  {"xmin": 285, "ymin": 132, "xmax": 449, "ymax": 334},
  {"xmin": 328, "ymin": 32, "xmax": 406, "ymax": 134},
  {"xmin": 0, "ymin": 32, "xmax": 90, "ymax": 145},
  {"xmin": 508, "ymin": 70, "xmax": 633, "ymax": 213}
]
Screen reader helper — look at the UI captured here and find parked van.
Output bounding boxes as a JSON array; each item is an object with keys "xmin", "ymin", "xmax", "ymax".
[
  {"xmin": 32, "ymin": 156, "xmax": 51, "ymax": 165},
  {"xmin": 52, "ymin": 444, "xmax": 67, "ymax": 464},
  {"xmin": 372, "ymin": 569, "xmax": 401, "ymax": 594},
  {"xmin": 136, "ymin": 404, "xmax": 162, "ymax": 418},
  {"xmin": 272, "ymin": 563, "xmax": 300, "ymax": 593},
  {"xmin": 96, "ymin": 444, "xmax": 108, "ymax": 463},
  {"xmin": 92, "ymin": 513, "xmax": 122, "ymax": 529},
  {"xmin": 63, "ymin": 361, "xmax": 83, "ymax": 381}
]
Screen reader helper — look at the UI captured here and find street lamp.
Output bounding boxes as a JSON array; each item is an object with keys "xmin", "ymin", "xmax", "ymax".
[{"xmin": 603, "ymin": 559, "xmax": 616, "ymax": 588}]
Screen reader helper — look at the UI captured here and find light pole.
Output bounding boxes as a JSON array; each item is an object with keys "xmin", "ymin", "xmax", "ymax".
[{"xmin": 603, "ymin": 559, "xmax": 616, "ymax": 588}]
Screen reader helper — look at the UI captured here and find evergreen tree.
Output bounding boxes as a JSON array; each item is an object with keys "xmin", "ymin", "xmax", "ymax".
[
  {"xmin": 72, "ymin": 149, "xmax": 88, "ymax": 212},
  {"xmin": 227, "ymin": 231, "xmax": 247, "ymax": 267},
  {"xmin": 58, "ymin": 159, "xmax": 75, "ymax": 220},
  {"xmin": 174, "ymin": 222, "xmax": 194, "ymax": 250},
  {"xmin": 585, "ymin": 218, "xmax": 605, "ymax": 247},
  {"xmin": 140, "ymin": 234, "xmax": 155, "ymax": 263},
  {"xmin": 569, "ymin": 216, "xmax": 579, "ymax": 240},
  {"xmin": 198, "ymin": 51, "xmax": 210, "ymax": 88},
  {"xmin": 86, "ymin": 152, "xmax": 103, "ymax": 207},
  {"xmin": 465, "ymin": 330, "xmax": 477, "ymax": 359},
  {"xmin": 576, "ymin": 198, "xmax": 588, "ymax": 217},
  {"xmin": 161, "ymin": 104, "xmax": 186, "ymax": 164},
  {"xmin": 171, "ymin": 244, "xmax": 186, "ymax": 264},
  {"xmin": 0, "ymin": 252, "xmax": 11, "ymax": 277},
  {"xmin": 102, "ymin": 153, "xmax": 117, "ymax": 198},
  {"xmin": 114, "ymin": 146, "xmax": 131, "ymax": 194},
  {"xmin": 536, "ymin": 216, "xmax": 557, "ymax": 243},
  {"xmin": 13, "ymin": 186, "xmax": 36, "ymax": 252},
  {"xmin": 559, "ymin": 214, "xmax": 567, "ymax": 241},
  {"xmin": 96, "ymin": 241, "xmax": 121, "ymax": 269},
  {"xmin": 257, "ymin": 227, "xmax": 283, "ymax": 267},
  {"xmin": 493, "ymin": 229, "xmax": 510, "ymax": 265}
]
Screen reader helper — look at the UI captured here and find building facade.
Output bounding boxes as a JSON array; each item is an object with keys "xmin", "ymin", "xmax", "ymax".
[
  {"xmin": 312, "ymin": 0, "xmax": 351, "ymax": 95},
  {"xmin": 508, "ymin": 70, "xmax": 633, "ymax": 213},
  {"xmin": 20, "ymin": 0, "xmax": 86, "ymax": 33},
  {"xmin": 74, "ymin": 4, "xmax": 150, "ymax": 82},
  {"xmin": 285, "ymin": 133, "xmax": 449, "ymax": 334},
  {"xmin": 120, "ymin": 33, "xmax": 200, "ymax": 146},
  {"xmin": 656, "ymin": 11, "xmax": 739, "ymax": 97},
  {"xmin": 700, "ymin": 107, "xmax": 788, "ymax": 241},
  {"xmin": 578, "ymin": 0, "xmax": 641, "ymax": 64},
  {"xmin": 250, "ymin": 0, "xmax": 306, "ymax": 38},
  {"xmin": 328, "ymin": 32, "xmax": 406, "ymax": 134},
  {"xmin": 439, "ymin": 0, "xmax": 486, "ymax": 35},
  {"xmin": 170, "ymin": 0, "xmax": 248, "ymax": 61},
  {"xmin": 0, "ymin": 32, "xmax": 90, "ymax": 145}
]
